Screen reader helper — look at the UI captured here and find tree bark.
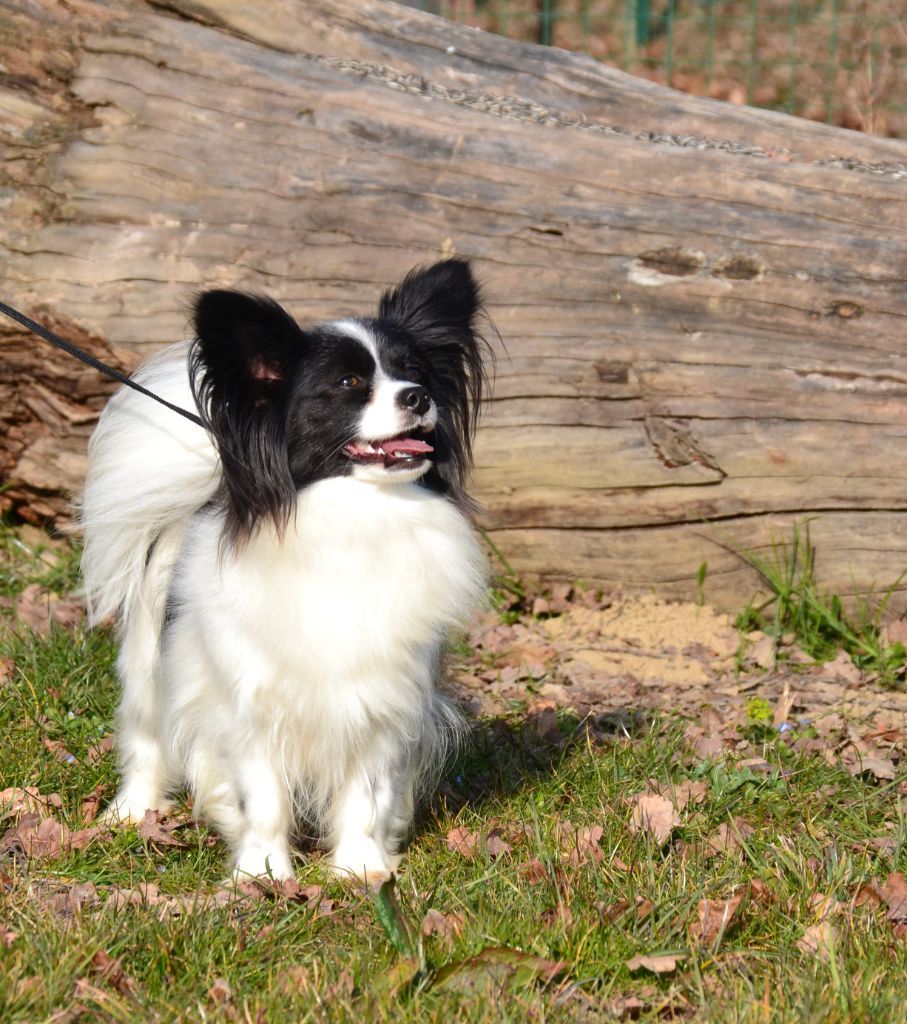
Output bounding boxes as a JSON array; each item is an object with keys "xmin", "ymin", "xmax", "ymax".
[{"xmin": 2, "ymin": 0, "xmax": 906, "ymax": 608}]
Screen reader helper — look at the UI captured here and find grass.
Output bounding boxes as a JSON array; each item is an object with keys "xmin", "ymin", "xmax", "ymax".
[
  {"xmin": 734, "ymin": 520, "xmax": 907, "ymax": 686},
  {"xmin": 1, "ymin": 521, "xmax": 906, "ymax": 1022}
]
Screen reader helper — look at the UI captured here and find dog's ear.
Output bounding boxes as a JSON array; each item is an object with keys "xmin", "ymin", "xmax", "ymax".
[
  {"xmin": 193, "ymin": 290, "xmax": 304, "ymax": 387},
  {"xmin": 379, "ymin": 259, "xmax": 490, "ymax": 494},
  {"xmin": 190, "ymin": 290, "xmax": 304, "ymax": 543}
]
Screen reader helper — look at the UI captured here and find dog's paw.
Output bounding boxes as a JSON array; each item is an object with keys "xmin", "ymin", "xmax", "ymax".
[
  {"xmin": 101, "ymin": 788, "xmax": 171, "ymax": 826},
  {"xmin": 232, "ymin": 844, "xmax": 295, "ymax": 883},
  {"xmin": 328, "ymin": 838, "xmax": 397, "ymax": 888}
]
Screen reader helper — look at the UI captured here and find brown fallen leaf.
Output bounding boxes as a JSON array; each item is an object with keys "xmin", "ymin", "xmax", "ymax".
[
  {"xmin": 878, "ymin": 872, "xmax": 907, "ymax": 923},
  {"xmin": 80, "ymin": 784, "xmax": 109, "ymax": 824},
  {"xmin": 15, "ymin": 584, "xmax": 84, "ymax": 635},
  {"xmin": 772, "ymin": 682, "xmax": 795, "ymax": 728},
  {"xmin": 0, "ymin": 814, "xmax": 110, "ymax": 861},
  {"xmin": 556, "ymin": 822, "xmax": 604, "ymax": 867},
  {"xmin": 87, "ymin": 735, "xmax": 115, "ymax": 763},
  {"xmin": 527, "ymin": 702, "xmax": 563, "ymax": 746},
  {"xmin": 433, "ymin": 947, "xmax": 567, "ymax": 993},
  {"xmin": 822, "ymin": 651, "xmax": 861, "ymax": 684},
  {"xmin": 629, "ymin": 793, "xmax": 679, "ymax": 847},
  {"xmin": 207, "ymin": 977, "xmax": 233, "ymax": 1005},
  {"xmin": 233, "ymin": 877, "xmax": 333, "ymax": 915},
  {"xmin": 136, "ymin": 809, "xmax": 190, "ymax": 848},
  {"xmin": 541, "ymin": 902, "xmax": 573, "ymax": 928},
  {"xmin": 485, "ymin": 830, "xmax": 512, "ymax": 859},
  {"xmin": 517, "ymin": 859, "xmax": 547, "ymax": 884},
  {"xmin": 704, "ymin": 818, "xmax": 754, "ymax": 858},
  {"xmin": 846, "ymin": 756, "xmax": 897, "ymax": 781},
  {"xmin": 67, "ymin": 881, "xmax": 100, "ymax": 915},
  {"xmin": 421, "ymin": 908, "xmax": 464, "ymax": 948},
  {"xmin": 90, "ymin": 949, "xmax": 135, "ymax": 997},
  {"xmin": 690, "ymin": 892, "xmax": 744, "ymax": 946},
  {"xmin": 650, "ymin": 779, "xmax": 708, "ymax": 812},
  {"xmin": 446, "ymin": 826, "xmax": 479, "ymax": 860},
  {"xmin": 626, "ymin": 953, "xmax": 685, "ymax": 974},
  {"xmin": 797, "ymin": 921, "xmax": 837, "ymax": 959},
  {"xmin": 43, "ymin": 738, "xmax": 77, "ymax": 765},
  {"xmin": 599, "ymin": 898, "xmax": 654, "ymax": 923},
  {"xmin": 0, "ymin": 786, "xmax": 62, "ymax": 817},
  {"xmin": 749, "ymin": 634, "xmax": 776, "ymax": 670},
  {"xmin": 2, "ymin": 926, "xmax": 16, "ymax": 947}
]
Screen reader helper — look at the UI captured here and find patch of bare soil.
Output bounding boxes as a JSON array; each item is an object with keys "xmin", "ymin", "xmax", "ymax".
[{"xmin": 453, "ymin": 589, "xmax": 906, "ymax": 755}]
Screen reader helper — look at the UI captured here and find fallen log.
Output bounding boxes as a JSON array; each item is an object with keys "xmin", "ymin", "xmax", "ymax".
[{"xmin": 2, "ymin": 0, "xmax": 906, "ymax": 608}]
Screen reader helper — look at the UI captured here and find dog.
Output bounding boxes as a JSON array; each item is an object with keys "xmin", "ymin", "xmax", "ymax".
[{"xmin": 80, "ymin": 258, "xmax": 490, "ymax": 884}]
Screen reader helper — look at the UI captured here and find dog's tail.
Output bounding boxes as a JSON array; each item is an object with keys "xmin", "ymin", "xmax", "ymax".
[{"xmin": 79, "ymin": 343, "xmax": 220, "ymax": 625}]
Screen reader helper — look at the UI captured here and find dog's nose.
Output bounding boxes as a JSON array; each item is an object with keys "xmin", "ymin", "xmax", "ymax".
[{"xmin": 398, "ymin": 385, "xmax": 431, "ymax": 417}]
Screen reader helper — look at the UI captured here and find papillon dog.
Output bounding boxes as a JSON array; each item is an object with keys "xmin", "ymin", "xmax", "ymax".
[{"xmin": 80, "ymin": 259, "xmax": 490, "ymax": 884}]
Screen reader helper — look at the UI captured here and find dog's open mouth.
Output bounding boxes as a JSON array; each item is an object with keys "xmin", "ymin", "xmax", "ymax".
[{"xmin": 344, "ymin": 434, "xmax": 434, "ymax": 469}]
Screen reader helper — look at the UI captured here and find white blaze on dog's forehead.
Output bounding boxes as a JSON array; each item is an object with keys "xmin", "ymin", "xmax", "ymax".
[{"xmin": 332, "ymin": 318, "xmax": 386, "ymax": 380}]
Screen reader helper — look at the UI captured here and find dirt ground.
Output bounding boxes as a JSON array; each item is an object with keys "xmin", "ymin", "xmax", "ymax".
[{"xmin": 452, "ymin": 587, "xmax": 905, "ymax": 774}]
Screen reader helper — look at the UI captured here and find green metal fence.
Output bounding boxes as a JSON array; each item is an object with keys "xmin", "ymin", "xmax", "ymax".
[{"xmin": 409, "ymin": 1, "xmax": 907, "ymax": 137}]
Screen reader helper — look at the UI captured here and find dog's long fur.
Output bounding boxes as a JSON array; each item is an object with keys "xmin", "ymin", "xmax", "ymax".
[{"xmin": 81, "ymin": 259, "xmax": 490, "ymax": 882}]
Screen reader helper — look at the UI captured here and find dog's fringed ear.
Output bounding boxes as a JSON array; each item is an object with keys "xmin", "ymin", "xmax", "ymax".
[
  {"xmin": 378, "ymin": 259, "xmax": 490, "ymax": 494},
  {"xmin": 190, "ymin": 290, "xmax": 304, "ymax": 543}
]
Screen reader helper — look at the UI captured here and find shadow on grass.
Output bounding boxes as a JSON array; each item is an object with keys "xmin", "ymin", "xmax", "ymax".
[{"xmin": 421, "ymin": 702, "xmax": 653, "ymax": 825}]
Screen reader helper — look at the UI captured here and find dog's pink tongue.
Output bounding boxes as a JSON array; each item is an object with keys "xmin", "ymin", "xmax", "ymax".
[{"xmin": 387, "ymin": 437, "xmax": 433, "ymax": 455}]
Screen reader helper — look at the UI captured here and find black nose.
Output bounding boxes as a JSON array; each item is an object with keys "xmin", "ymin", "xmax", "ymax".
[{"xmin": 398, "ymin": 385, "xmax": 431, "ymax": 417}]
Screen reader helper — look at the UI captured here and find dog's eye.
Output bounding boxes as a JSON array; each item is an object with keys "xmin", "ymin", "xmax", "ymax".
[
  {"xmin": 338, "ymin": 374, "xmax": 364, "ymax": 389},
  {"xmin": 405, "ymin": 365, "xmax": 425, "ymax": 382}
]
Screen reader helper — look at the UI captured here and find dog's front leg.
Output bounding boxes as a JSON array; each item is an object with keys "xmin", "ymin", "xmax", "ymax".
[
  {"xmin": 326, "ymin": 753, "xmax": 416, "ymax": 886},
  {"xmin": 224, "ymin": 750, "xmax": 295, "ymax": 882}
]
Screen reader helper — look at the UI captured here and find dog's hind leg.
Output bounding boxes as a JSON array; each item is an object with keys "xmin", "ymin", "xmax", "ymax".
[{"xmin": 105, "ymin": 529, "xmax": 183, "ymax": 823}]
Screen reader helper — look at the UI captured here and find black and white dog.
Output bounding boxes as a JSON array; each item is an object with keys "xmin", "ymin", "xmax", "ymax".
[{"xmin": 81, "ymin": 259, "xmax": 490, "ymax": 883}]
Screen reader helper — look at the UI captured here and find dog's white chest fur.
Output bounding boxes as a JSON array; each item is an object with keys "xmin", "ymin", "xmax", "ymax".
[{"xmin": 174, "ymin": 478, "xmax": 484, "ymax": 706}]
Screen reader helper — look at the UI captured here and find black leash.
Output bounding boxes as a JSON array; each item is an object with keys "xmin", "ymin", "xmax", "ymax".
[{"xmin": 0, "ymin": 300, "xmax": 206, "ymax": 428}]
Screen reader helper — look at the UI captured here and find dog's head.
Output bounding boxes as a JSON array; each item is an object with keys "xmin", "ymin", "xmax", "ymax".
[{"xmin": 190, "ymin": 259, "xmax": 489, "ymax": 542}]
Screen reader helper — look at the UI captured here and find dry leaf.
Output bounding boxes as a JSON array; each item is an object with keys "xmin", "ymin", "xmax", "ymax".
[
  {"xmin": 0, "ymin": 786, "xmax": 59, "ymax": 816},
  {"xmin": 556, "ymin": 822, "xmax": 604, "ymax": 866},
  {"xmin": 446, "ymin": 826, "xmax": 479, "ymax": 860},
  {"xmin": 772, "ymin": 682, "xmax": 794, "ymax": 728},
  {"xmin": 690, "ymin": 892, "xmax": 744, "ymax": 946},
  {"xmin": 847, "ymin": 756, "xmax": 897, "ymax": 781},
  {"xmin": 485, "ymin": 830, "xmax": 512, "ymax": 859},
  {"xmin": 541, "ymin": 902, "xmax": 573, "ymax": 928},
  {"xmin": 797, "ymin": 921, "xmax": 837, "ymax": 959},
  {"xmin": 43, "ymin": 738, "xmax": 77, "ymax": 765},
  {"xmin": 80, "ymin": 784, "xmax": 109, "ymax": 823},
  {"xmin": 879, "ymin": 872, "xmax": 907, "ymax": 922},
  {"xmin": 15, "ymin": 584, "xmax": 84, "ymax": 635},
  {"xmin": 90, "ymin": 949, "xmax": 135, "ymax": 996},
  {"xmin": 629, "ymin": 793, "xmax": 679, "ymax": 846},
  {"xmin": 87, "ymin": 736, "xmax": 115, "ymax": 763},
  {"xmin": 705, "ymin": 818, "xmax": 754, "ymax": 857},
  {"xmin": 421, "ymin": 908, "xmax": 464, "ymax": 948},
  {"xmin": 626, "ymin": 953, "xmax": 684, "ymax": 974},
  {"xmin": 517, "ymin": 859, "xmax": 547, "ymax": 884},
  {"xmin": 207, "ymin": 977, "xmax": 233, "ymax": 1005},
  {"xmin": 136, "ymin": 809, "xmax": 190, "ymax": 848},
  {"xmin": 749, "ymin": 634, "xmax": 776, "ymax": 669},
  {"xmin": 823, "ymin": 651, "xmax": 861, "ymax": 685},
  {"xmin": 0, "ymin": 814, "xmax": 109, "ymax": 861}
]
